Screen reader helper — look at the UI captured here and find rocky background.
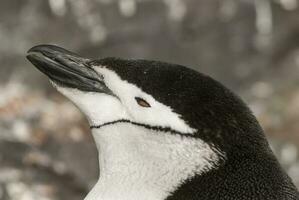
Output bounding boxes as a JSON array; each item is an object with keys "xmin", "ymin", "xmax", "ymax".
[{"xmin": 0, "ymin": 0, "xmax": 299, "ymax": 199}]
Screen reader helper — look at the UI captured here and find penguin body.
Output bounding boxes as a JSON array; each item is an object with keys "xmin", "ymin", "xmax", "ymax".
[{"xmin": 27, "ymin": 45, "xmax": 299, "ymax": 200}]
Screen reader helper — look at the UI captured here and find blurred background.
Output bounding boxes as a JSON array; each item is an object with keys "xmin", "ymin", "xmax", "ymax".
[{"xmin": 0, "ymin": 0, "xmax": 299, "ymax": 199}]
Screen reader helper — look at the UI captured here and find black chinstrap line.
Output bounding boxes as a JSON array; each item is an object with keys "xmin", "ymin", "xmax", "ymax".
[{"xmin": 90, "ymin": 119, "xmax": 194, "ymax": 136}]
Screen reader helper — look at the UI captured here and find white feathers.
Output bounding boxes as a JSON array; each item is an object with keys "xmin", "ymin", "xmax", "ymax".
[{"xmin": 85, "ymin": 123, "xmax": 221, "ymax": 200}]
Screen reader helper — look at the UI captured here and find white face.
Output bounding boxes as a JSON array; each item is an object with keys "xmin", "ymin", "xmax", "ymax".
[{"xmin": 54, "ymin": 66, "xmax": 196, "ymax": 134}]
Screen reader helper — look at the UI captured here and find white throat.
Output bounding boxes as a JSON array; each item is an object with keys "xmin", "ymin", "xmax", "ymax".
[{"xmin": 84, "ymin": 122, "xmax": 221, "ymax": 200}]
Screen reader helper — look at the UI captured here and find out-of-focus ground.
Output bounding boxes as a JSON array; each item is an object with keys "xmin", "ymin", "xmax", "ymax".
[{"xmin": 0, "ymin": 0, "xmax": 299, "ymax": 199}]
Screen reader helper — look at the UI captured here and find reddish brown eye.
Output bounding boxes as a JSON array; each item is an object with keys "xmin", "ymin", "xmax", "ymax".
[{"xmin": 135, "ymin": 97, "xmax": 151, "ymax": 108}]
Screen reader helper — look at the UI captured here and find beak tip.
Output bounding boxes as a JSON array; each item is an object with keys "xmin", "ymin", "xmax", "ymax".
[{"xmin": 26, "ymin": 54, "xmax": 35, "ymax": 63}]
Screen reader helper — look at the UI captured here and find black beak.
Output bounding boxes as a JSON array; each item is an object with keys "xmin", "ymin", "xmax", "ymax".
[{"xmin": 26, "ymin": 44, "xmax": 113, "ymax": 94}]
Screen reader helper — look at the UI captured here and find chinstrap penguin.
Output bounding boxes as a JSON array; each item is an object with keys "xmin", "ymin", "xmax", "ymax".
[{"xmin": 26, "ymin": 44, "xmax": 299, "ymax": 200}]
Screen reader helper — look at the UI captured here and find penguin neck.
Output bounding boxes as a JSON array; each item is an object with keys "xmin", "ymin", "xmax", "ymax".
[{"xmin": 85, "ymin": 123, "xmax": 221, "ymax": 200}]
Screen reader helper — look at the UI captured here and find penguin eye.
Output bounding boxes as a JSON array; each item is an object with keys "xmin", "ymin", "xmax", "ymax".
[{"xmin": 135, "ymin": 97, "xmax": 151, "ymax": 108}]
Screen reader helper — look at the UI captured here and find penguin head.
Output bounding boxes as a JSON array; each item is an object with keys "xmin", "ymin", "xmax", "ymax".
[
  {"xmin": 32, "ymin": 47, "xmax": 274, "ymax": 164},
  {"xmin": 26, "ymin": 45, "xmax": 267, "ymax": 153},
  {"xmin": 26, "ymin": 44, "xmax": 198, "ymax": 133}
]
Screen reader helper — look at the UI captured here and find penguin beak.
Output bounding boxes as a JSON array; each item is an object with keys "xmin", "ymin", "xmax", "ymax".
[{"xmin": 26, "ymin": 44, "xmax": 113, "ymax": 95}]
